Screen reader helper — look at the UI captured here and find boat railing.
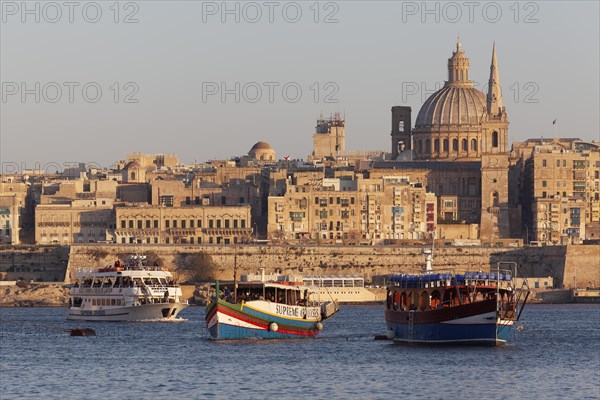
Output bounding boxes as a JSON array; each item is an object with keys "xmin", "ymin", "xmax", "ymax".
[{"xmin": 389, "ymin": 268, "xmax": 515, "ymax": 289}]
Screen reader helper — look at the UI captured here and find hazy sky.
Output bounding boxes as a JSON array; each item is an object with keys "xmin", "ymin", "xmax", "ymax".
[{"xmin": 1, "ymin": 0, "xmax": 599, "ymax": 170}]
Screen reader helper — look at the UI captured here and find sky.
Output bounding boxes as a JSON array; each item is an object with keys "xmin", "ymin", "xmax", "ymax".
[{"xmin": 1, "ymin": 0, "xmax": 599, "ymax": 170}]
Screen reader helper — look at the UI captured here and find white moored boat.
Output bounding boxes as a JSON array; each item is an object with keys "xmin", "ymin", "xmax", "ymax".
[{"xmin": 67, "ymin": 255, "xmax": 188, "ymax": 321}]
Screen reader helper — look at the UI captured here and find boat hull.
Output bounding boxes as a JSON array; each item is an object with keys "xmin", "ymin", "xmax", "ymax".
[
  {"xmin": 206, "ymin": 299, "xmax": 321, "ymax": 339},
  {"xmin": 67, "ymin": 302, "xmax": 188, "ymax": 322},
  {"xmin": 385, "ymin": 299, "xmax": 513, "ymax": 345}
]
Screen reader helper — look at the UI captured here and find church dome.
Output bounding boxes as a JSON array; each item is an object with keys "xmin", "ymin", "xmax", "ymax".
[
  {"xmin": 248, "ymin": 141, "xmax": 276, "ymax": 161},
  {"xmin": 415, "ymin": 39, "xmax": 487, "ymax": 129},
  {"xmin": 415, "ymin": 85, "xmax": 487, "ymax": 128}
]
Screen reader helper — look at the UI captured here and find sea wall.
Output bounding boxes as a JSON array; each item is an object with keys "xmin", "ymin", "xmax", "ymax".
[
  {"xmin": 65, "ymin": 243, "xmax": 600, "ymax": 288},
  {"xmin": 0, "ymin": 246, "xmax": 70, "ymax": 282}
]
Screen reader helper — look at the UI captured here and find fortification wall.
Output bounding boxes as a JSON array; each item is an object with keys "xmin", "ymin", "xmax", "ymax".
[
  {"xmin": 65, "ymin": 244, "xmax": 596, "ymax": 287},
  {"xmin": 0, "ymin": 246, "xmax": 70, "ymax": 282}
]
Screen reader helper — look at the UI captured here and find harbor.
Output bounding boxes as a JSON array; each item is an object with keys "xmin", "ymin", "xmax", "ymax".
[{"xmin": 1, "ymin": 304, "xmax": 599, "ymax": 399}]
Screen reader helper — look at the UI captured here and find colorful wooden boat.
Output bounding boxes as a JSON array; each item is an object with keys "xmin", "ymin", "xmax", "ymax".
[
  {"xmin": 384, "ymin": 259, "xmax": 530, "ymax": 346},
  {"xmin": 205, "ymin": 280, "xmax": 338, "ymax": 339}
]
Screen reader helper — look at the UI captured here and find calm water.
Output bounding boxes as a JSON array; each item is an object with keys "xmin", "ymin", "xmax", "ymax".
[{"xmin": 1, "ymin": 304, "xmax": 599, "ymax": 400}]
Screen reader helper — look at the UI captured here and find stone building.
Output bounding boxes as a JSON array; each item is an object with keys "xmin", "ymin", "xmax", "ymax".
[
  {"xmin": 114, "ymin": 204, "xmax": 252, "ymax": 245},
  {"xmin": 310, "ymin": 113, "xmax": 346, "ymax": 160},
  {"xmin": 35, "ymin": 200, "xmax": 115, "ymax": 244},
  {"xmin": 34, "ymin": 179, "xmax": 117, "ymax": 244},
  {"xmin": 0, "ymin": 178, "xmax": 29, "ymax": 244},
  {"xmin": 267, "ymin": 174, "xmax": 437, "ymax": 243},
  {"xmin": 518, "ymin": 139, "xmax": 600, "ymax": 244},
  {"xmin": 380, "ymin": 40, "xmax": 513, "ymax": 240}
]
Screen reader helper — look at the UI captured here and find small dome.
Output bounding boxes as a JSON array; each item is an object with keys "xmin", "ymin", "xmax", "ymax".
[
  {"xmin": 249, "ymin": 141, "xmax": 276, "ymax": 162},
  {"xmin": 124, "ymin": 160, "xmax": 142, "ymax": 169},
  {"xmin": 250, "ymin": 141, "xmax": 273, "ymax": 151}
]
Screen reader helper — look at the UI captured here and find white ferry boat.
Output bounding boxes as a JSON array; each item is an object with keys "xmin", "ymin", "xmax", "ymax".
[
  {"xmin": 302, "ymin": 276, "xmax": 381, "ymax": 304},
  {"xmin": 241, "ymin": 273, "xmax": 381, "ymax": 304},
  {"xmin": 67, "ymin": 255, "xmax": 188, "ymax": 321}
]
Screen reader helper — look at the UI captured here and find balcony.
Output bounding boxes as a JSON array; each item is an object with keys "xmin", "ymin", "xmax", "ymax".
[{"xmin": 203, "ymin": 228, "xmax": 252, "ymax": 236}]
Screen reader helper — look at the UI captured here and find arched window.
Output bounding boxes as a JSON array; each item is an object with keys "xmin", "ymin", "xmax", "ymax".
[
  {"xmin": 130, "ymin": 172, "xmax": 136, "ymax": 180},
  {"xmin": 443, "ymin": 139, "xmax": 449, "ymax": 152},
  {"xmin": 471, "ymin": 138, "xmax": 478, "ymax": 151},
  {"xmin": 462, "ymin": 139, "xmax": 468, "ymax": 151},
  {"xmin": 452, "ymin": 139, "xmax": 459, "ymax": 151},
  {"xmin": 492, "ymin": 192, "xmax": 499, "ymax": 207},
  {"xmin": 425, "ymin": 139, "xmax": 431, "ymax": 154},
  {"xmin": 434, "ymin": 139, "xmax": 440, "ymax": 152},
  {"xmin": 492, "ymin": 131, "xmax": 499, "ymax": 147}
]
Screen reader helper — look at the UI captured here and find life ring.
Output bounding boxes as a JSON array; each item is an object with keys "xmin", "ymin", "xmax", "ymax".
[
  {"xmin": 269, "ymin": 322, "xmax": 278, "ymax": 332},
  {"xmin": 315, "ymin": 322, "xmax": 323, "ymax": 331}
]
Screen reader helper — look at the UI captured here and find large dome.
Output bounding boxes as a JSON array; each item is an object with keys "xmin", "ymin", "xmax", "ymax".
[{"xmin": 415, "ymin": 85, "xmax": 487, "ymax": 128}]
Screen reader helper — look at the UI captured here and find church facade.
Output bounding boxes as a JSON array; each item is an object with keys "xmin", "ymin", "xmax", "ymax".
[{"xmin": 387, "ymin": 40, "xmax": 513, "ymax": 240}]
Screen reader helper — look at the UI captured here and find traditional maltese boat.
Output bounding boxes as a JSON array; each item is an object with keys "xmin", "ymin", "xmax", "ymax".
[
  {"xmin": 205, "ymin": 273, "xmax": 338, "ymax": 339},
  {"xmin": 67, "ymin": 255, "xmax": 188, "ymax": 321},
  {"xmin": 384, "ymin": 251, "xmax": 530, "ymax": 346}
]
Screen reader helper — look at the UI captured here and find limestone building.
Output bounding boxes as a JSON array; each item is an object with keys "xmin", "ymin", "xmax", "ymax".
[
  {"xmin": 517, "ymin": 139, "xmax": 600, "ymax": 244},
  {"xmin": 114, "ymin": 204, "xmax": 252, "ymax": 245},
  {"xmin": 267, "ymin": 174, "xmax": 436, "ymax": 243},
  {"xmin": 383, "ymin": 40, "xmax": 513, "ymax": 240},
  {"xmin": 34, "ymin": 179, "xmax": 117, "ymax": 244},
  {"xmin": 310, "ymin": 113, "xmax": 346, "ymax": 160},
  {"xmin": 0, "ymin": 178, "xmax": 29, "ymax": 244}
]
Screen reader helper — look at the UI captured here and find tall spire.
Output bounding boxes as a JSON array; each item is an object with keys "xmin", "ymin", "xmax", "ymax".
[{"xmin": 487, "ymin": 41, "xmax": 503, "ymax": 115}]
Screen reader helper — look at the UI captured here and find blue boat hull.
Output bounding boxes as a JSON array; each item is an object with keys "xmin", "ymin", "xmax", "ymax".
[{"xmin": 386, "ymin": 320, "xmax": 513, "ymax": 345}]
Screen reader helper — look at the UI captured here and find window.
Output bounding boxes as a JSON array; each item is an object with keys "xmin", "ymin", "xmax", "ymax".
[
  {"xmin": 153, "ymin": 220, "xmax": 158, "ymax": 228},
  {"xmin": 233, "ymin": 219, "xmax": 238, "ymax": 228},
  {"xmin": 198, "ymin": 219, "xmax": 202, "ymax": 228},
  {"xmin": 241, "ymin": 220, "xmax": 246, "ymax": 228},
  {"xmin": 542, "ymin": 181, "xmax": 547, "ymax": 187},
  {"xmin": 471, "ymin": 139, "xmax": 477, "ymax": 151},
  {"xmin": 225, "ymin": 219, "xmax": 230, "ymax": 228},
  {"xmin": 181, "ymin": 220, "xmax": 186, "ymax": 229},
  {"xmin": 221, "ymin": 196, "xmax": 226, "ymax": 205},
  {"xmin": 398, "ymin": 121, "xmax": 404, "ymax": 132},
  {"xmin": 462, "ymin": 139, "xmax": 468, "ymax": 151},
  {"xmin": 425, "ymin": 139, "xmax": 431, "ymax": 153},
  {"xmin": 190, "ymin": 220, "xmax": 194, "ymax": 228},
  {"xmin": 216, "ymin": 220, "xmax": 221, "ymax": 228},
  {"xmin": 186, "ymin": 197, "xmax": 191, "ymax": 205},
  {"xmin": 128, "ymin": 220, "xmax": 133, "ymax": 229},
  {"xmin": 173, "ymin": 220, "xmax": 178, "ymax": 228},
  {"xmin": 209, "ymin": 220, "xmax": 213, "ymax": 228},
  {"xmin": 159, "ymin": 195, "xmax": 174, "ymax": 207},
  {"xmin": 542, "ymin": 159, "xmax": 547, "ymax": 167},
  {"xmin": 443, "ymin": 139, "xmax": 449, "ymax": 152},
  {"xmin": 195, "ymin": 196, "xmax": 200, "ymax": 205},
  {"xmin": 453, "ymin": 139, "xmax": 458, "ymax": 151},
  {"xmin": 492, "ymin": 131, "xmax": 499, "ymax": 147},
  {"xmin": 145, "ymin": 220, "xmax": 150, "ymax": 229},
  {"xmin": 434, "ymin": 139, "xmax": 439, "ymax": 152},
  {"xmin": 165, "ymin": 220, "xmax": 170, "ymax": 228},
  {"xmin": 240, "ymin": 197, "xmax": 245, "ymax": 204},
  {"xmin": 137, "ymin": 220, "xmax": 142, "ymax": 229},
  {"xmin": 121, "ymin": 220, "xmax": 126, "ymax": 229}
]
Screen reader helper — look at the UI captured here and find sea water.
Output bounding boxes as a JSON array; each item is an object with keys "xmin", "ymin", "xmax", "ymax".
[{"xmin": 1, "ymin": 304, "xmax": 599, "ymax": 400}]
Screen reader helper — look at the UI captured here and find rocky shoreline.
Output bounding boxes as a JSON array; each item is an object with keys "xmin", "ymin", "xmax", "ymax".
[{"xmin": 0, "ymin": 282, "xmax": 69, "ymax": 307}]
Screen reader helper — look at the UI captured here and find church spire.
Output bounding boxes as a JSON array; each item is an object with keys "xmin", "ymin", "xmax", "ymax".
[{"xmin": 487, "ymin": 41, "xmax": 503, "ymax": 115}]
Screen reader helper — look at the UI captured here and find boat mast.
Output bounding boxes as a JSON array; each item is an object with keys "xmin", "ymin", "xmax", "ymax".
[{"xmin": 233, "ymin": 252, "xmax": 238, "ymax": 303}]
